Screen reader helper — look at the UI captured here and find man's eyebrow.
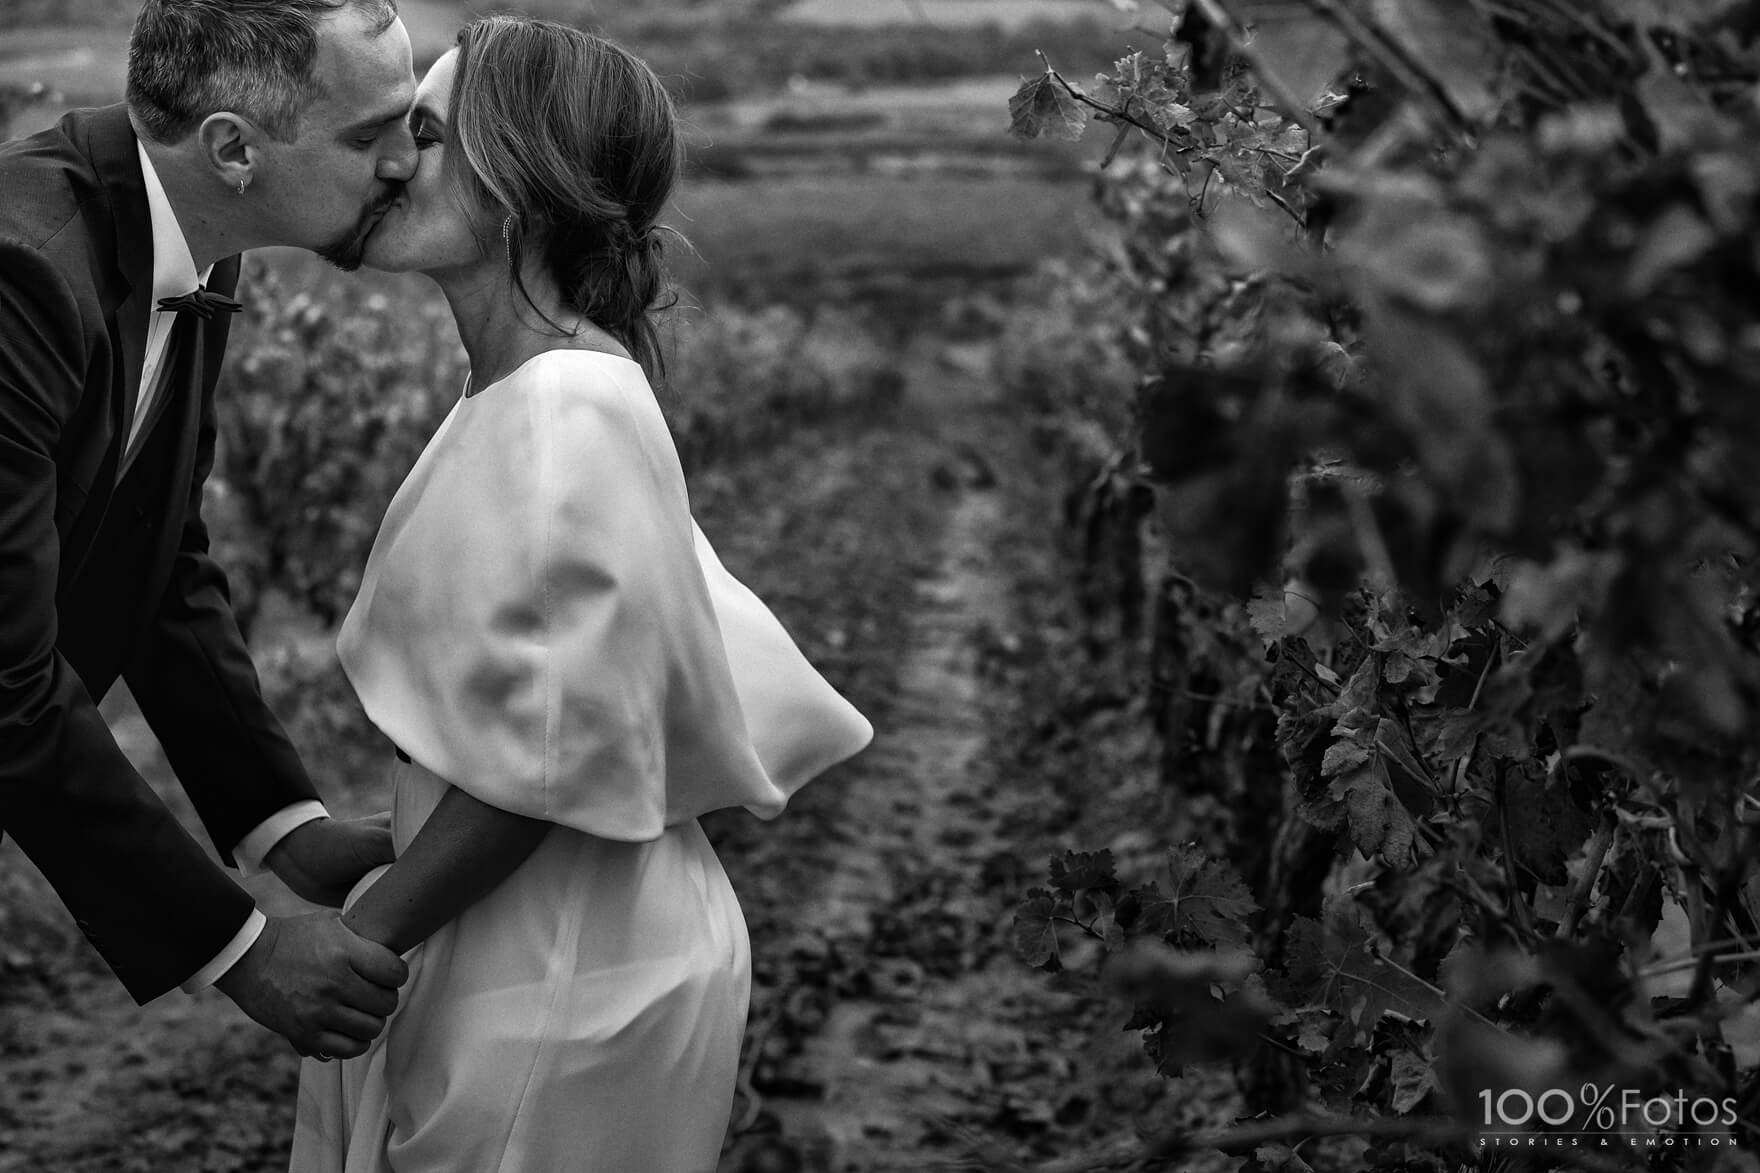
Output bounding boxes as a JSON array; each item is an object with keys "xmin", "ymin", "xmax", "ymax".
[{"xmin": 342, "ymin": 105, "xmax": 412, "ymax": 135}]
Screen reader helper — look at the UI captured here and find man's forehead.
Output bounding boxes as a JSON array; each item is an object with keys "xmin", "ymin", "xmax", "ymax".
[{"xmin": 306, "ymin": 7, "xmax": 414, "ymax": 128}]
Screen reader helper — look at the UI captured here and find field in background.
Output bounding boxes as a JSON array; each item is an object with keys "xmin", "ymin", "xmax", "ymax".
[
  {"xmin": 0, "ymin": 0, "xmax": 1109, "ymax": 299},
  {"xmin": 779, "ymin": 0, "xmax": 1102, "ymax": 25}
]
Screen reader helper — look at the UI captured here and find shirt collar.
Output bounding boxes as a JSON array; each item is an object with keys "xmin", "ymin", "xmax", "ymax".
[{"xmin": 135, "ymin": 140, "xmax": 213, "ymax": 306}]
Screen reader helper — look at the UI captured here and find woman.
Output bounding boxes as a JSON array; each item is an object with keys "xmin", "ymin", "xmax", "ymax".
[{"xmin": 288, "ymin": 16, "xmax": 872, "ymax": 1172}]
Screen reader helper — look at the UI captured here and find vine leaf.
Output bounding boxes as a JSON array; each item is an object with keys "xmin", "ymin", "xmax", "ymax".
[
  {"xmin": 1125, "ymin": 845, "xmax": 1259, "ymax": 949},
  {"xmin": 1314, "ymin": 724, "xmax": 1427, "ymax": 867},
  {"xmin": 1049, "ymin": 848, "xmax": 1119, "ymax": 894},
  {"xmin": 1164, "ymin": 844, "xmax": 1258, "ymax": 948},
  {"xmin": 1252, "ymin": 1142, "xmax": 1315, "ymax": 1173},
  {"xmin": 1500, "ymin": 767, "xmax": 1596, "ymax": 887},
  {"xmin": 1718, "ymin": 992, "xmax": 1760, "ymax": 1066},
  {"xmin": 1009, "ymin": 73, "xmax": 1090, "ymax": 142},
  {"xmin": 1247, "ymin": 584, "xmax": 1290, "ymax": 643},
  {"xmin": 1109, "ymin": 944, "xmax": 1272, "ymax": 1069},
  {"xmin": 1389, "ymin": 1048, "xmax": 1439, "ymax": 1114},
  {"xmin": 1013, "ymin": 889, "xmax": 1063, "ymax": 972},
  {"xmin": 1283, "ymin": 901, "xmax": 1451, "ymax": 1040}
]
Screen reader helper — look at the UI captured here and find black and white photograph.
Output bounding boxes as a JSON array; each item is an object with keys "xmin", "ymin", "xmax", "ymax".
[{"xmin": 2, "ymin": 0, "xmax": 1758, "ymax": 1170}]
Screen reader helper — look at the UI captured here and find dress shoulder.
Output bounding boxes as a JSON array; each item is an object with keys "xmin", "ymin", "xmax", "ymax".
[{"xmin": 338, "ymin": 349, "xmax": 871, "ymax": 840}]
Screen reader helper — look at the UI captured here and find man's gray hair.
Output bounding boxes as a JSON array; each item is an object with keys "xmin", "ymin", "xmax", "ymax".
[{"xmin": 127, "ymin": 0, "xmax": 398, "ymax": 144}]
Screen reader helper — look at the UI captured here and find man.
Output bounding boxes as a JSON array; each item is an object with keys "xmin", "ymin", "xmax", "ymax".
[{"xmin": 0, "ymin": 0, "xmax": 421, "ymax": 1061}]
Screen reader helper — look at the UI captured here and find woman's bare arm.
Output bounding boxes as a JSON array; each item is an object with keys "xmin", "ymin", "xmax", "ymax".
[{"xmin": 341, "ymin": 786, "xmax": 551, "ymax": 955}]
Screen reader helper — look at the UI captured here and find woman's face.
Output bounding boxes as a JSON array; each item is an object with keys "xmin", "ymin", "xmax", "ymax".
[{"xmin": 362, "ymin": 49, "xmax": 487, "ymax": 275}]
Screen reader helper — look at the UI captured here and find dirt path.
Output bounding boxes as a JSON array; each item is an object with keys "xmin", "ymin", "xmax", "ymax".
[
  {"xmin": 727, "ymin": 419, "xmax": 1033, "ymax": 1170},
  {"xmin": 710, "ymin": 347, "xmax": 1168, "ymax": 1173}
]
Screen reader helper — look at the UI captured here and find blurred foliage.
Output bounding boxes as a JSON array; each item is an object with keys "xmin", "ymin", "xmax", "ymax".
[
  {"xmin": 0, "ymin": 81, "xmax": 53, "ymax": 140},
  {"xmin": 589, "ymin": 15, "xmax": 1123, "ymax": 102},
  {"xmin": 666, "ymin": 303, "xmax": 905, "ymax": 467},
  {"xmin": 207, "ymin": 262, "xmax": 462, "ymax": 636},
  {"xmin": 208, "ymin": 261, "xmax": 909, "ymax": 638},
  {"xmin": 0, "ymin": 0, "xmax": 134, "ymax": 31},
  {"xmin": 1006, "ymin": 0, "xmax": 1760, "ymax": 1166}
]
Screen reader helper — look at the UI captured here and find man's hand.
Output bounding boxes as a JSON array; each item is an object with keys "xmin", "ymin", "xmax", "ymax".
[
  {"xmin": 265, "ymin": 814, "xmax": 395, "ymax": 907},
  {"xmin": 214, "ymin": 911, "xmax": 407, "ymax": 1060}
]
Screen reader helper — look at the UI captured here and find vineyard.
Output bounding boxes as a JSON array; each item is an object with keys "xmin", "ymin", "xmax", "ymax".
[
  {"xmin": 1000, "ymin": 0, "xmax": 1760, "ymax": 1169},
  {"xmin": 3, "ymin": 0, "xmax": 1760, "ymax": 1171}
]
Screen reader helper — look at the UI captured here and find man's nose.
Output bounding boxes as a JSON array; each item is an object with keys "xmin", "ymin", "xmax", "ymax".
[{"xmin": 378, "ymin": 125, "xmax": 417, "ymax": 182}]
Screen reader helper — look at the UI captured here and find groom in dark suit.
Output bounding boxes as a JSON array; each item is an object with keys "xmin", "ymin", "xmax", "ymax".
[{"xmin": 0, "ymin": 0, "xmax": 421, "ymax": 1060}]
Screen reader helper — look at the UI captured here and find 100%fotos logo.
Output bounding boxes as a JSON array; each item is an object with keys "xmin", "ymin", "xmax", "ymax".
[{"xmin": 1480, "ymin": 1083, "xmax": 1738, "ymax": 1133}]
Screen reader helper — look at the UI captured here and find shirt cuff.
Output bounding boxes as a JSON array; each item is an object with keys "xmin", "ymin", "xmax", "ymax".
[
  {"xmin": 180, "ymin": 907, "xmax": 266, "ymax": 993},
  {"xmin": 233, "ymin": 800, "xmax": 330, "ymax": 876}
]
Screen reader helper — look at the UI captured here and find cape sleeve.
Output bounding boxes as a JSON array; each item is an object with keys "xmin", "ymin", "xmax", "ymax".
[{"xmin": 337, "ymin": 355, "xmax": 872, "ymax": 840}]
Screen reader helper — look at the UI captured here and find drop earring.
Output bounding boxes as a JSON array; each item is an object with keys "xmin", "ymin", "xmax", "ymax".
[
  {"xmin": 502, "ymin": 214, "xmax": 515, "ymax": 264},
  {"xmin": 236, "ymin": 178, "xmax": 247, "ymax": 196}
]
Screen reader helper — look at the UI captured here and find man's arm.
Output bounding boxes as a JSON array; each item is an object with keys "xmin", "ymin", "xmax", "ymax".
[{"xmin": 0, "ymin": 239, "xmax": 254, "ymax": 1001}]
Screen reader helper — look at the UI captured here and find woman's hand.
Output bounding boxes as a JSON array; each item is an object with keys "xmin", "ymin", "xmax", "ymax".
[{"xmin": 265, "ymin": 814, "xmax": 397, "ymax": 907}]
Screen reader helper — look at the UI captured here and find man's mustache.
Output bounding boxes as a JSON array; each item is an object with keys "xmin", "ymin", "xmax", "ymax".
[
  {"xmin": 356, "ymin": 186, "xmax": 403, "ymax": 241},
  {"xmin": 368, "ymin": 185, "xmax": 402, "ymax": 219}
]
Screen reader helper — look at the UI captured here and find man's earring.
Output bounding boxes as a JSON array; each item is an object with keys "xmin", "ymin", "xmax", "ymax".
[
  {"xmin": 236, "ymin": 178, "xmax": 247, "ymax": 196},
  {"xmin": 502, "ymin": 214, "xmax": 515, "ymax": 265}
]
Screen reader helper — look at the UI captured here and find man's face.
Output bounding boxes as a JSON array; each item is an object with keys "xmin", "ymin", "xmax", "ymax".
[{"xmin": 251, "ymin": 6, "xmax": 417, "ymax": 269}]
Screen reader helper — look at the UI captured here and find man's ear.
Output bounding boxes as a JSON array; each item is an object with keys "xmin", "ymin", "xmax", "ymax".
[{"xmin": 198, "ymin": 112, "xmax": 258, "ymax": 193}]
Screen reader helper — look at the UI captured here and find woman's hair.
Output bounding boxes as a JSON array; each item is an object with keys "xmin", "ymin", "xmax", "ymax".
[
  {"xmin": 127, "ymin": 0, "xmax": 399, "ymax": 144},
  {"xmin": 448, "ymin": 15, "xmax": 682, "ymax": 380}
]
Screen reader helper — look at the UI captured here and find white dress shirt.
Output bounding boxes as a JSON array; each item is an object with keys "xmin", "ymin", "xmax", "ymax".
[{"xmin": 133, "ymin": 143, "xmax": 330, "ymax": 994}]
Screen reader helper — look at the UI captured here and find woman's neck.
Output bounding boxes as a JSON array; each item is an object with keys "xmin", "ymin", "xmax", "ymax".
[{"xmin": 435, "ymin": 263, "xmax": 625, "ymax": 392}]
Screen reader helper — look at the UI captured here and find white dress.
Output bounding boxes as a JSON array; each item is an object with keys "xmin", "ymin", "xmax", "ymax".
[{"xmin": 288, "ymin": 350, "xmax": 872, "ymax": 1173}]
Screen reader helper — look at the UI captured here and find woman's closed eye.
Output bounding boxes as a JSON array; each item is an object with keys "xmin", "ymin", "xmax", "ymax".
[{"xmin": 412, "ymin": 113, "xmax": 445, "ymax": 149}]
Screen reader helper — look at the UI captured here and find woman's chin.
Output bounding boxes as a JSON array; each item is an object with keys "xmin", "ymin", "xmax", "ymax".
[
  {"xmin": 360, "ymin": 210, "xmax": 423, "ymax": 273},
  {"xmin": 360, "ymin": 241, "xmax": 420, "ymax": 274}
]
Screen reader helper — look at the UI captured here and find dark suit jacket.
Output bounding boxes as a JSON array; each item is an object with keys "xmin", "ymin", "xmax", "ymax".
[{"xmin": 0, "ymin": 104, "xmax": 318, "ymax": 1002}]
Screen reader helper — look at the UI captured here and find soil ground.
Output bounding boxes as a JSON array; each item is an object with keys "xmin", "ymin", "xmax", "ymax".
[{"xmin": 0, "ymin": 338, "xmax": 1197, "ymax": 1172}]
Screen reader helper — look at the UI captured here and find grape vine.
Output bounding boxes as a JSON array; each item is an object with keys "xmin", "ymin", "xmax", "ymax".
[{"xmin": 1009, "ymin": 1, "xmax": 1760, "ymax": 1167}]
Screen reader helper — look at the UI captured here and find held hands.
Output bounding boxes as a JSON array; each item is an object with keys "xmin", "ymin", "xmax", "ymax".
[
  {"xmin": 265, "ymin": 814, "xmax": 396, "ymax": 907},
  {"xmin": 214, "ymin": 911, "xmax": 408, "ymax": 1060}
]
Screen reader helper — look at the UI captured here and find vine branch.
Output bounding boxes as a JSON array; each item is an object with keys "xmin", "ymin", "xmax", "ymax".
[
  {"xmin": 1037, "ymin": 52, "xmax": 1192, "ymax": 160},
  {"xmin": 1142, "ymin": 1113, "xmax": 1463, "ymax": 1159}
]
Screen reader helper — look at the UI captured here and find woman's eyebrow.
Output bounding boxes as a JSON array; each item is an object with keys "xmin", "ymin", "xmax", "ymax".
[{"xmin": 410, "ymin": 99, "xmax": 448, "ymax": 128}]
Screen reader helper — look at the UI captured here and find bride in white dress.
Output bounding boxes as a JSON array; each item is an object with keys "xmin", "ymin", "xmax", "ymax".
[{"xmin": 288, "ymin": 17, "xmax": 872, "ymax": 1173}]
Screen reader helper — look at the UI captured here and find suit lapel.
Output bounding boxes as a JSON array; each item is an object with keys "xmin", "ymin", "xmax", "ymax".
[
  {"xmin": 90, "ymin": 105, "xmax": 152, "ymax": 453},
  {"xmin": 63, "ymin": 106, "xmax": 150, "ymax": 583},
  {"xmin": 112, "ymin": 298, "xmax": 147, "ymax": 450},
  {"xmin": 125, "ymin": 314, "xmax": 211, "ymax": 639},
  {"xmin": 115, "ymin": 316, "xmax": 184, "ymax": 484}
]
